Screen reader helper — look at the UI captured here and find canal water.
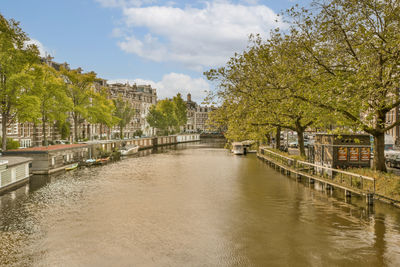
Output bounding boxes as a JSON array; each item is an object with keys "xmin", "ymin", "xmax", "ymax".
[{"xmin": 1, "ymin": 141, "xmax": 400, "ymax": 266}]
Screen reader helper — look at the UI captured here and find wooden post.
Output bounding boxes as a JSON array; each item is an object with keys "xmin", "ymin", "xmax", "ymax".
[{"xmin": 366, "ymin": 193, "xmax": 374, "ymax": 205}]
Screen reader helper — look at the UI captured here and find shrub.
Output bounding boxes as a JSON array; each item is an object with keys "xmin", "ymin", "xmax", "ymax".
[{"xmin": 0, "ymin": 137, "xmax": 20, "ymax": 150}]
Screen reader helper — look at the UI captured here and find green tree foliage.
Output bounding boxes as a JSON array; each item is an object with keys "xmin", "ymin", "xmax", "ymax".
[
  {"xmin": 285, "ymin": 0, "xmax": 400, "ymax": 171},
  {"xmin": 172, "ymin": 93, "xmax": 187, "ymax": 131},
  {"xmin": 208, "ymin": 101, "xmax": 273, "ymax": 145},
  {"xmin": 146, "ymin": 95, "xmax": 187, "ymax": 136},
  {"xmin": 61, "ymin": 67, "xmax": 96, "ymax": 142},
  {"xmin": 0, "ymin": 14, "xmax": 40, "ymax": 150},
  {"xmin": 205, "ymin": 0, "xmax": 400, "ymax": 169},
  {"xmin": 113, "ymin": 96, "xmax": 135, "ymax": 139},
  {"xmin": 146, "ymin": 105, "xmax": 167, "ymax": 135},
  {"xmin": 55, "ymin": 120, "xmax": 71, "ymax": 140},
  {"xmin": 0, "ymin": 137, "xmax": 20, "ymax": 150},
  {"xmin": 88, "ymin": 86, "xmax": 115, "ymax": 138},
  {"xmin": 30, "ymin": 63, "xmax": 72, "ymax": 145},
  {"xmin": 158, "ymin": 99, "xmax": 178, "ymax": 133},
  {"xmin": 205, "ymin": 35, "xmax": 326, "ymax": 157}
]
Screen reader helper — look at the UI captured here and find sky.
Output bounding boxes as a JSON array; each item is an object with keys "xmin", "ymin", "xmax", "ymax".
[{"xmin": 1, "ymin": 0, "xmax": 312, "ymax": 103}]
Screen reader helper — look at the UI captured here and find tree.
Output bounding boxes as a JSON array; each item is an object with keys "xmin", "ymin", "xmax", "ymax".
[
  {"xmin": 146, "ymin": 105, "xmax": 167, "ymax": 135},
  {"xmin": 146, "ymin": 96, "xmax": 185, "ymax": 136},
  {"xmin": 0, "ymin": 14, "xmax": 40, "ymax": 150},
  {"xmin": 113, "ymin": 96, "xmax": 135, "ymax": 139},
  {"xmin": 88, "ymin": 86, "xmax": 115, "ymax": 140},
  {"xmin": 287, "ymin": 0, "xmax": 400, "ymax": 170},
  {"xmin": 157, "ymin": 99, "xmax": 178, "ymax": 134},
  {"xmin": 207, "ymin": 101, "xmax": 273, "ymax": 145},
  {"xmin": 205, "ymin": 35, "xmax": 325, "ymax": 157},
  {"xmin": 30, "ymin": 63, "xmax": 72, "ymax": 145},
  {"xmin": 61, "ymin": 67, "xmax": 96, "ymax": 142},
  {"xmin": 55, "ymin": 120, "xmax": 71, "ymax": 140},
  {"xmin": 172, "ymin": 93, "xmax": 187, "ymax": 132}
]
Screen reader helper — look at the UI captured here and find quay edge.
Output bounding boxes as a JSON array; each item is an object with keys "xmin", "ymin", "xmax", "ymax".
[{"xmin": 2, "ymin": 134, "xmax": 201, "ymax": 176}]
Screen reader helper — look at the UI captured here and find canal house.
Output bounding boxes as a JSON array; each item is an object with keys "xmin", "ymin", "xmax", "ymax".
[
  {"xmin": 3, "ymin": 144, "xmax": 89, "ymax": 174},
  {"xmin": 0, "ymin": 156, "xmax": 32, "ymax": 194}
]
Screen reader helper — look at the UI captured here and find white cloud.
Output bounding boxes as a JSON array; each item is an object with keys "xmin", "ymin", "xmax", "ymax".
[
  {"xmin": 109, "ymin": 1, "xmax": 284, "ymax": 71},
  {"xmin": 240, "ymin": 0, "xmax": 259, "ymax": 4},
  {"xmin": 95, "ymin": 0, "xmax": 157, "ymax": 8},
  {"xmin": 108, "ymin": 72, "xmax": 210, "ymax": 103},
  {"xmin": 25, "ymin": 39, "xmax": 51, "ymax": 57},
  {"xmin": 118, "ymin": 34, "xmax": 167, "ymax": 62}
]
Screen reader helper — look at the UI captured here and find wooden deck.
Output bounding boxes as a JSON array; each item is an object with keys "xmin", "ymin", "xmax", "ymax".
[{"xmin": 257, "ymin": 148, "xmax": 375, "ymax": 205}]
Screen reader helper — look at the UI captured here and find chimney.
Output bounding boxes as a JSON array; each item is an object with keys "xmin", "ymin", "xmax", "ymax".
[{"xmin": 187, "ymin": 93, "xmax": 191, "ymax": 102}]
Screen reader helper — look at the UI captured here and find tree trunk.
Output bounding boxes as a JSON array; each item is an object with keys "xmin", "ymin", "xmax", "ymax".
[
  {"xmin": 275, "ymin": 126, "xmax": 281, "ymax": 150},
  {"xmin": 1, "ymin": 112, "xmax": 7, "ymax": 151},
  {"xmin": 73, "ymin": 114, "xmax": 79, "ymax": 142},
  {"xmin": 52, "ymin": 122, "xmax": 56, "ymax": 141},
  {"xmin": 87, "ymin": 124, "xmax": 91, "ymax": 140},
  {"xmin": 119, "ymin": 125, "xmax": 123, "ymax": 139},
  {"xmin": 296, "ymin": 128, "xmax": 305, "ymax": 157},
  {"xmin": 266, "ymin": 133, "xmax": 271, "ymax": 146},
  {"xmin": 33, "ymin": 122, "xmax": 38, "ymax": 147},
  {"xmin": 373, "ymin": 132, "xmax": 386, "ymax": 172},
  {"xmin": 42, "ymin": 116, "xmax": 47, "ymax": 146},
  {"xmin": 100, "ymin": 124, "xmax": 103, "ymax": 140}
]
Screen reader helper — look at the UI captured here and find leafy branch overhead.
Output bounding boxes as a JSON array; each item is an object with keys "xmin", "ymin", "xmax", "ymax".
[{"xmin": 205, "ymin": 0, "xmax": 400, "ymax": 171}]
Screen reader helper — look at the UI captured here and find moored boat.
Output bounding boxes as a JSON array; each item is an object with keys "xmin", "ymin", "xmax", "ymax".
[
  {"xmin": 95, "ymin": 156, "xmax": 110, "ymax": 165},
  {"xmin": 119, "ymin": 145, "xmax": 139, "ymax": 156},
  {"xmin": 231, "ymin": 142, "xmax": 245, "ymax": 155},
  {"xmin": 65, "ymin": 163, "xmax": 79, "ymax": 171},
  {"xmin": 80, "ymin": 158, "xmax": 96, "ymax": 166}
]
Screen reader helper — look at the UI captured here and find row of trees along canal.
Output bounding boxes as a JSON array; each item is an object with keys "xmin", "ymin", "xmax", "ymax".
[
  {"xmin": 0, "ymin": 13, "xmax": 187, "ymax": 151},
  {"xmin": 205, "ymin": 0, "xmax": 400, "ymax": 172}
]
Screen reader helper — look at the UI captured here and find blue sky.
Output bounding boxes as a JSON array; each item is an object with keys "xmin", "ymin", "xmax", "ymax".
[{"xmin": 1, "ymin": 0, "xmax": 311, "ymax": 102}]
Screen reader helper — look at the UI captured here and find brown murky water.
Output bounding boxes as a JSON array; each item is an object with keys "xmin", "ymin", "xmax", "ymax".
[{"xmin": 1, "ymin": 141, "xmax": 400, "ymax": 266}]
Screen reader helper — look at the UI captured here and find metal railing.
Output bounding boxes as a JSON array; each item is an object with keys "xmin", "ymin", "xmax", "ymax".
[{"xmin": 259, "ymin": 147, "xmax": 376, "ymax": 194}]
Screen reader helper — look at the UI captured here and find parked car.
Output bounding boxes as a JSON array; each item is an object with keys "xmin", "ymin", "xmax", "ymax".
[
  {"xmin": 55, "ymin": 140, "xmax": 70, "ymax": 145},
  {"xmin": 288, "ymin": 141, "xmax": 298, "ymax": 148},
  {"xmin": 386, "ymin": 152, "xmax": 400, "ymax": 168},
  {"xmin": 304, "ymin": 139, "xmax": 315, "ymax": 148}
]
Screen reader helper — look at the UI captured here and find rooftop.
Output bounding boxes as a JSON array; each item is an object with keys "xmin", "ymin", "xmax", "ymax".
[{"xmin": 0, "ymin": 156, "xmax": 32, "ymax": 167}]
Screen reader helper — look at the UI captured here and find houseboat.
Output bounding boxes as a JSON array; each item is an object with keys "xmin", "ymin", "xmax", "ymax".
[
  {"xmin": 232, "ymin": 142, "xmax": 245, "ymax": 155},
  {"xmin": 0, "ymin": 156, "xmax": 32, "ymax": 194},
  {"xmin": 3, "ymin": 144, "xmax": 89, "ymax": 174}
]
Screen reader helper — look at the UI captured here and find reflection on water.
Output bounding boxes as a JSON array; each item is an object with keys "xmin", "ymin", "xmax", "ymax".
[{"xmin": 1, "ymin": 140, "xmax": 400, "ymax": 266}]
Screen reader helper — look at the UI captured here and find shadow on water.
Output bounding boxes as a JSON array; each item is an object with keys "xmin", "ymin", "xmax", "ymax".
[{"xmin": 248, "ymin": 154, "xmax": 400, "ymax": 266}]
